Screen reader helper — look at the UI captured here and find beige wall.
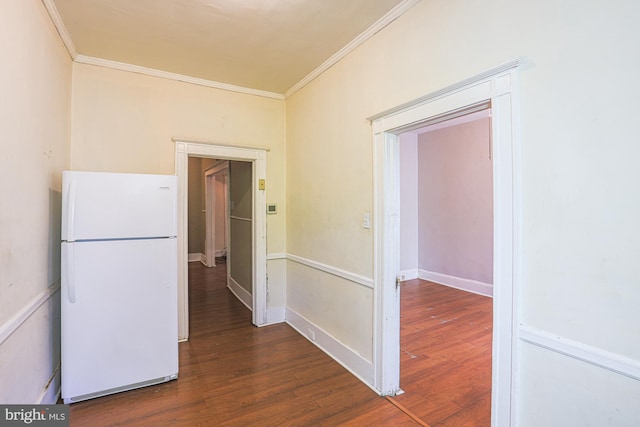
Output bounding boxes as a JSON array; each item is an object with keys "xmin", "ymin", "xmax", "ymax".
[
  {"xmin": 286, "ymin": 0, "xmax": 640, "ymax": 423},
  {"xmin": 0, "ymin": 0, "xmax": 72, "ymax": 403},
  {"xmin": 70, "ymin": 63, "xmax": 287, "ymax": 258}
]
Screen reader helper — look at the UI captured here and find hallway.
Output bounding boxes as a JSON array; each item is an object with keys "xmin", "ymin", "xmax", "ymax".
[{"xmin": 68, "ymin": 262, "xmax": 418, "ymax": 426}]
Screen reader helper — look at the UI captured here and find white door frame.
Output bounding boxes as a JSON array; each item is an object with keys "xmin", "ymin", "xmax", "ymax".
[
  {"xmin": 204, "ymin": 161, "xmax": 229, "ymax": 267},
  {"xmin": 370, "ymin": 59, "xmax": 523, "ymax": 426},
  {"xmin": 175, "ymin": 141, "xmax": 268, "ymax": 340}
]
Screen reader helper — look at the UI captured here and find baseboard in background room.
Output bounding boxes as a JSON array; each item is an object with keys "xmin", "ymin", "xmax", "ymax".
[
  {"xmin": 188, "ymin": 253, "xmax": 203, "ymax": 263},
  {"xmin": 418, "ymin": 269, "xmax": 493, "ymax": 297},
  {"xmin": 398, "ymin": 269, "xmax": 418, "ymax": 281},
  {"xmin": 228, "ymin": 277, "xmax": 252, "ymax": 311}
]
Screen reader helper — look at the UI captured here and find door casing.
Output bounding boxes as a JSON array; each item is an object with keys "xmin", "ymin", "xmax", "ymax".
[
  {"xmin": 175, "ymin": 141, "xmax": 268, "ymax": 339},
  {"xmin": 370, "ymin": 59, "xmax": 524, "ymax": 426}
]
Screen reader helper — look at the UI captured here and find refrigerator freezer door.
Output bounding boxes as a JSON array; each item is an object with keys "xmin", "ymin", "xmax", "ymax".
[
  {"xmin": 62, "ymin": 171, "xmax": 177, "ymax": 241},
  {"xmin": 61, "ymin": 238, "xmax": 178, "ymax": 401}
]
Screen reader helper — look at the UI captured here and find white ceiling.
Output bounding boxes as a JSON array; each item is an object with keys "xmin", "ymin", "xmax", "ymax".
[{"xmin": 49, "ymin": 0, "xmax": 412, "ymax": 96}]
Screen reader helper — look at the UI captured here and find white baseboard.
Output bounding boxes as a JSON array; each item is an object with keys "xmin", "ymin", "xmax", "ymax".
[
  {"xmin": 418, "ymin": 269, "xmax": 493, "ymax": 297},
  {"xmin": 398, "ymin": 269, "xmax": 418, "ymax": 281},
  {"xmin": 285, "ymin": 308, "xmax": 374, "ymax": 387},
  {"xmin": 228, "ymin": 277, "xmax": 252, "ymax": 311},
  {"xmin": 188, "ymin": 253, "xmax": 203, "ymax": 263},
  {"xmin": 520, "ymin": 325, "xmax": 640, "ymax": 382}
]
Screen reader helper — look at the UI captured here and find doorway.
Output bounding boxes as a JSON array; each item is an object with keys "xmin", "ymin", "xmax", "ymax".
[
  {"xmin": 175, "ymin": 141, "xmax": 268, "ymax": 340},
  {"xmin": 392, "ymin": 110, "xmax": 494, "ymax": 424},
  {"xmin": 371, "ymin": 60, "xmax": 523, "ymax": 426}
]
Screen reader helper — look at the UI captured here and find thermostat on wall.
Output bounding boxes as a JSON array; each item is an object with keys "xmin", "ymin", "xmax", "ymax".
[{"xmin": 266, "ymin": 203, "xmax": 278, "ymax": 214}]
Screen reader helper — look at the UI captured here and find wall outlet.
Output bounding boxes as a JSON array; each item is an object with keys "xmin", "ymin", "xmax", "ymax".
[{"xmin": 308, "ymin": 328, "xmax": 316, "ymax": 341}]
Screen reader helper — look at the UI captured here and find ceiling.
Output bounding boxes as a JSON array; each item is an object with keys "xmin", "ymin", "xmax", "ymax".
[{"xmin": 49, "ymin": 0, "xmax": 413, "ymax": 96}]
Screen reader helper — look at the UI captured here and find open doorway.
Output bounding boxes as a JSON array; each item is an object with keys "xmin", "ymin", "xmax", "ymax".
[
  {"xmin": 175, "ymin": 141, "xmax": 268, "ymax": 340},
  {"xmin": 187, "ymin": 158, "xmax": 253, "ymax": 313},
  {"xmin": 371, "ymin": 60, "xmax": 523, "ymax": 426},
  {"xmin": 391, "ymin": 110, "xmax": 494, "ymax": 424}
]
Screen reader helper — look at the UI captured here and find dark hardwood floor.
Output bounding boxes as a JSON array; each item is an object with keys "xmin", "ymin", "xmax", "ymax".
[
  {"xmin": 68, "ymin": 262, "xmax": 419, "ymax": 426},
  {"xmin": 390, "ymin": 279, "xmax": 493, "ymax": 427}
]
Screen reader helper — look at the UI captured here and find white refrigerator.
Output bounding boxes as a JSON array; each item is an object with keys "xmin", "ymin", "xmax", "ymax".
[{"xmin": 61, "ymin": 171, "xmax": 179, "ymax": 404}]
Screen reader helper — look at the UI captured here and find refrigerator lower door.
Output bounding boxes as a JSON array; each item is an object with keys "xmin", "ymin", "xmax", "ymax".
[{"xmin": 61, "ymin": 238, "xmax": 178, "ymax": 403}]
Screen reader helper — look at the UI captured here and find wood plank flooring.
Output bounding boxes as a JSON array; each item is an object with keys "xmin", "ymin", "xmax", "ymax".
[
  {"xmin": 67, "ymin": 262, "xmax": 418, "ymax": 426},
  {"xmin": 389, "ymin": 279, "xmax": 493, "ymax": 426}
]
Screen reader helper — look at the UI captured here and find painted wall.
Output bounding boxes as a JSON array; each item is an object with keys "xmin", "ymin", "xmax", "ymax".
[
  {"xmin": 286, "ymin": 0, "xmax": 640, "ymax": 423},
  {"xmin": 417, "ymin": 116, "xmax": 493, "ymax": 285},
  {"xmin": 229, "ymin": 161, "xmax": 253, "ymax": 294},
  {"xmin": 70, "ymin": 62, "xmax": 286, "ymax": 255},
  {"xmin": 187, "ymin": 157, "xmax": 205, "ymax": 254},
  {"xmin": 0, "ymin": 0, "xmax": 71, "ymax": 403},
  {"xmin": 399, "ymin": 133, "xmax": 419, "ymax": 276},
  {"xmin": 70, "ymin": 62, "xmax": 287, "ymax": 318}
]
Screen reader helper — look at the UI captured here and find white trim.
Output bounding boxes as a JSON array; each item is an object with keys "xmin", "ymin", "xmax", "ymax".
[
  {"xmin": 0, "ymin": 281, "xmax": 60, "ymax": 345},
  {"xmin": 188, "ymin": 253, "xmax": 203, "ymax": 263},
  {"xmin": 418, "ymin": 270, "xmax": 493, "ymax": 297},
  {"xmin": 228, "ymin": 277, "xmax": 253, "ymax": 311},
  {"xmin": 37, "ymin": 363, "xmax": 61, "ymax": 405},
  {"xmin": 520, "ymin": 325, "xmax": 640, "ymax": 382},
  {"xmin": 367, "ymin": 57, "xmax": 527, "ymax": 122},
  {"xmin": 286, "ymin": 253, "xmax": 374, "ymax": 289},
  {"xmin": 411, "ymin": 108, "xmax": 491, "ymax": 135},
  {"xmin": 398, "ymin": 269, "xmax": 418, "ymax": 281},
  {"xmin": 75, "ymin": 55, "xmax": 284, "ymax": 100},
  {"xmin": 285, "ymin": 0, "xmax": 422, "ymax": 98},
  {"xmin": 266, "ymin": 253, "xmax": 287, "ymax": 260},
  {"xmin": 285, "ymin": 308, "xmax": 374, "ymax": 387},
  {"xmin": 43, "ymin": 0, "xmax": 419, "ymax": 100},
  {"xmin": 175, "ymin": 141, "xmax": 268, "ymax": 340},
  {"xmin": 372, "ymin": 60, "xmax": 524, "ymax": 426},
  {"xmin": 172, "ymin": 138, "xmax": 271, "ymax": 153},
  {"xmin": 41, "ymin": 0, "xmax": 77, "ymax": 59},
  {"xmin": 265, "ymin": 307, "xmax": 286, "ymax": 325}
]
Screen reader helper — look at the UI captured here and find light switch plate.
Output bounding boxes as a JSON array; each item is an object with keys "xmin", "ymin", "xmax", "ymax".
[{"xmin": 362, "ymin": 213, "xmax": 371, "ymax": 229}]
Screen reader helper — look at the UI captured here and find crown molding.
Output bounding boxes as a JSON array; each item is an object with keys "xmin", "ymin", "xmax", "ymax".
[
  {"xmin": 41, "ymin": 0, "xmax": 283, "ymax": 100},
  {"xmin": 284, "ymin": 0, "xmax": 422, "ymax": 98},
  {"xmin": 75, "ymin": 55, "xmax": 285, "ymax": 100},
  {"xmin": 41, "ymin": 0, "xmax": 420, "ymax": 101},
  {"xmin": 41, "ymin": 0, "xmax": 77, "ymax": 59}
]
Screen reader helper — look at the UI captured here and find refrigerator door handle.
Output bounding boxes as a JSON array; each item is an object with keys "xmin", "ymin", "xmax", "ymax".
[
  {"xmin": 67, "ymin": 179, "xmax": 78, "ymax": 242},
  {"xmin": 66, "ymin": 243, "xmax": 76, "ymax": 303}
]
